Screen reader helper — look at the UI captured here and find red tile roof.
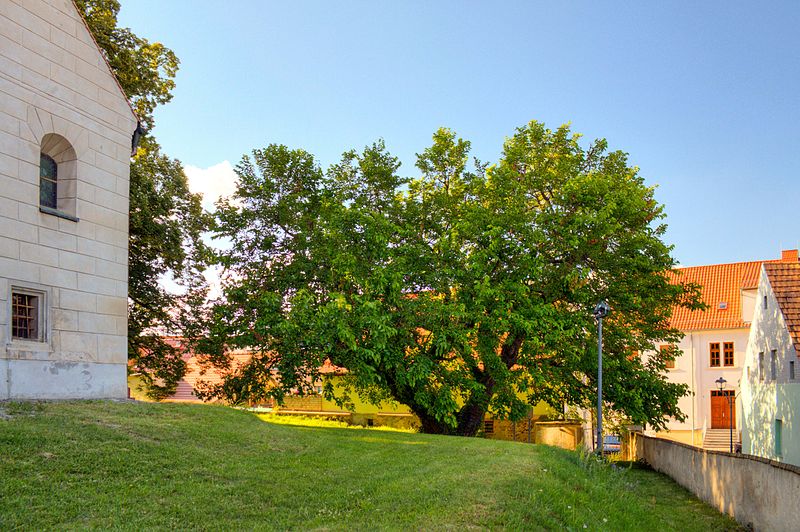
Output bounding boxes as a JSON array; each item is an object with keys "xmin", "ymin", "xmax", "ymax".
[
  {"xmin": 669, "ymin": 250, "xmax": 800, "ymax": 331},
  {"xmin": 764, "ymin": 262, "xmax": 800, "ymax": 354},
  {"xmin": 669, "ymin": 261, "xmax": 767, "ymax": 331}
]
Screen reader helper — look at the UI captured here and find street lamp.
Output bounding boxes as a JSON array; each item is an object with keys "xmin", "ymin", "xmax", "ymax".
[
  {"xmin": 715, "ymin": 377, "xmax": 735, "ymax": 453},
  {"xmin": 593, "ymin": 300, "xmax": 610, "ymax": 454}
]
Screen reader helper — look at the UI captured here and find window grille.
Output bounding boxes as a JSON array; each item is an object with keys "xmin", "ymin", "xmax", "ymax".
[{"xmin": 12, "ymin": 292, "xmax": 39, "ymax": 340}]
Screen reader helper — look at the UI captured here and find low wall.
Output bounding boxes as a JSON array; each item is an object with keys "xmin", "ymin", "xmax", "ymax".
[{"xmin": 634, "ymin": 433, "xmax": 800, "ymax": 531}]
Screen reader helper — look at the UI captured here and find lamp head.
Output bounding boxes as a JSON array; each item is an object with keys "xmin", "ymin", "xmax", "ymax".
[
  {"xmin": 131, "ymin": 121, "xmax": 145, "ymax": 156},
  {"xmin": 715, "ymin": 376, "xmax": 727, "ymax": 391},
  {"xmin": 593, "ymin": 300, "xmax": 610, "ymax": 319}
]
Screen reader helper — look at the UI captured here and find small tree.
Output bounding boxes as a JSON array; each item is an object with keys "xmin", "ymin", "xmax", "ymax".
[{"xmin": 202, "ymin": 122, "xmax": 702, "ymax": 435}]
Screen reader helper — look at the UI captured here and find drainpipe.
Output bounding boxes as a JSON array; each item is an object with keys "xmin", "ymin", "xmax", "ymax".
[{"xmin": 690, "ymin": 332, "xmax": 696, "ymax": 446}]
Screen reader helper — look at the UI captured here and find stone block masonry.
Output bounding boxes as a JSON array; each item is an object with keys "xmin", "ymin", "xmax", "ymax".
[{"xmin": 1, "ymin": 0, "xmax": 137, "ymax": 399}]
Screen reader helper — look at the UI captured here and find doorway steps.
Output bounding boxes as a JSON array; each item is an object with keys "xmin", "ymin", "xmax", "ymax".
[{"xmin": 703, "ymin": 428, "xmax": 739, "ymax": 452}]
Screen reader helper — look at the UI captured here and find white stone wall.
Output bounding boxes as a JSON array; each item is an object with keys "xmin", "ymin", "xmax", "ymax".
[
  {"xmin": 0, "ymin": 0, "xmax": 136, "ymax": 399},
  {"xmin": 741, "ymin": 268, "xmax": 800, "ymax": 465}
]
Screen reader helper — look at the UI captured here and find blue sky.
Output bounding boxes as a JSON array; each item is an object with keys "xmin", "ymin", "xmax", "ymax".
[{"xmin": 119, "ymin": 1, "xmax": 799, "ymax": 267}]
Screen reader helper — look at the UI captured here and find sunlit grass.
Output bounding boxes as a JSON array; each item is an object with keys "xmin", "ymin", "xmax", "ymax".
[
  {"xmin": 0, "ymin": 401, "xmax": 742, "ymax": 530},
  {"xmin": 255, "ymin": 412, "xmax": 414, "ymax": 432}
]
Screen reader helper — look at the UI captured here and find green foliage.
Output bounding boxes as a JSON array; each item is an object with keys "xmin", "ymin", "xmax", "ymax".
[
  {"xmin": 204, "ymin": 121, "xmax": 703, "ymax": 435},
  {"xmin": 0, "ymin": 402, "xmax": 741, "ymax": 530},
  {"xmin": 74, "ymin": 0, "xmax": 178, "ymax": 131},
  {"xmin": 76, "ymin": 0, "xmax": 210, "ymax": 399}
]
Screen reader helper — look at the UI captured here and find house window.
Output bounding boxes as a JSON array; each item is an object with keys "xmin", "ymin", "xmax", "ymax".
[
  {"xmin": 11, "ymin": 289, "xmax": 46, "ymax": 342},
  {"xmin": 771, "ymin": 350, "xmax": 777, "ymax": 381},
  {"xmin": 39, "ymin": 153, "xmax": 57, "ymax": 209},
  {"xmin": 710, "ymin": 343, "xmax": 721, "ymax": 367},
  {"xmin": 484, "ymin": 420, "xmax": 494, "ymax": 434},
  {"xmin": 723, "ymin": 342, "xmax": 734, "ymax": 367},
  {"xmin": 790, "ymin": 360, "xmax": 795, "ymax": 381},
  {"xmin": 763, "ymin": 295, "xmax": 768, "ymax": 309},
  {"xmin": 660, "ymin": 344, "xmax": 675, "ymax": 369},
  {"xmin": 759, "ymin": 352, "xmax": 764, "ymax": 382},
  {"xmin": 775, "ymin": 419, "xmax": 783, "ymax": 457},
  {"xmin": 38, "ymin": 133, "xmax": 79, "ymax": 221}
]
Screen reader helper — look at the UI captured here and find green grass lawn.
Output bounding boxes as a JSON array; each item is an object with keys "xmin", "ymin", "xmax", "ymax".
[{"xmin": 0, "ymin": 401, "xmax": 740, "ymax": 530}]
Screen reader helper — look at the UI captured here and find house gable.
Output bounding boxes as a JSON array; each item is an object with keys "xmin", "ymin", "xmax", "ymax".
[
  {"xmin": 763, "ymin": 262, "xmax": 800, "ymax": 354},
  {"xmin": 0, "ymin": 0, "xmax": 134, "ymax": 399}
]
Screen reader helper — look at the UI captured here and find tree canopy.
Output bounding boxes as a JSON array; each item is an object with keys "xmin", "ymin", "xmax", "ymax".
[
  {"xmin": 201, "ymin": 122, "xmax": 702, "ymax": 435},
  {"xmin": 77, "ymin": 0, "xmax": 210, "ymax": 398}
]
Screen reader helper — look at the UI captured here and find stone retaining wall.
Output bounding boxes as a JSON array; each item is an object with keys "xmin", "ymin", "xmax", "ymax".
[{"xmin": 634, "ymin": 433, "xmax": 800, "ymax": 531}]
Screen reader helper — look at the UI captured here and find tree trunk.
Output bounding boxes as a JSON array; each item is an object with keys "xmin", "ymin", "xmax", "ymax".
[{"xmin": 454, "ymin": 400, "xmax": 489, "ymax": 436}]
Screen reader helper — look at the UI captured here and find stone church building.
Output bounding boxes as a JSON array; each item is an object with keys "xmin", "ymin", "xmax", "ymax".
[{"xmin": 1, "ymin": 0, "xmax": 138, "ymax": 398}]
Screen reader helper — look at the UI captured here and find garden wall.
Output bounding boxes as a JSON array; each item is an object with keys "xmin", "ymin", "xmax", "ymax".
[{"xmin": 633, "ymin": 433, "xmax": 800, "ymax": 531}]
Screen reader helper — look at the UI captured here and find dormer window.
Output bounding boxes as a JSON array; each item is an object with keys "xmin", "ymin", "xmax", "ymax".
[
  {"xmin": 39, "ymin": 153, "xmax": 57, "ymax": 209},
  {"xmin": 718, "ymin": 302, "xmax": 728, "ymax": 310}
]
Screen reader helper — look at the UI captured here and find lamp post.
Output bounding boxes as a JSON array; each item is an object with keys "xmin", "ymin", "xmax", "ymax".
[
  {"xmin": 715, "ymin": 377, "xmax": 734, "ymax": 453},
  {"xmin": 593, "ymin": 300, "xmax": 610, "ymax": 454}
]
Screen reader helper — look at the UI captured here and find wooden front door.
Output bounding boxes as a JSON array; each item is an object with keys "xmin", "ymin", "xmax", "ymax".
[{"xmin": 711, "ymin": 390, "xmax": 735, "ymax": 429}]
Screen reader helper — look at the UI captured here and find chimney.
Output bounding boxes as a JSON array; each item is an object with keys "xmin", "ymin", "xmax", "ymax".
[{"xmin": 781, "ymin": 249, "xmax": 799, "ymax": 262}]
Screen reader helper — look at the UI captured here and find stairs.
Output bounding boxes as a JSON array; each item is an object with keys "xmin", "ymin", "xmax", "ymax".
[{"xmin": 703, "ymin": 428, "xmax": 739, "ymax": 452}]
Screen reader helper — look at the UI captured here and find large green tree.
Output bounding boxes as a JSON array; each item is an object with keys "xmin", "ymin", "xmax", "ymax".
[
  {"xmin": 77, "ymin": 0, "xmax": 210, "ymax": 398},
  {"xmin": 202, "ymin": 122, "xmax": 703, "ymax": 436}
]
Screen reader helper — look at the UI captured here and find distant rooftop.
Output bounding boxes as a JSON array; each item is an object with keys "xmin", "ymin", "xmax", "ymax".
[{"xmin": 669, "ymin": 249, "xmax": 798, "ymax": 331}]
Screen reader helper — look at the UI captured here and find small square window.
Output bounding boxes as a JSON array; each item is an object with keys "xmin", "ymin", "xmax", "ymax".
[{"xmin": 11, "ymin": 288, "xmax": 46, "ymax": 342}]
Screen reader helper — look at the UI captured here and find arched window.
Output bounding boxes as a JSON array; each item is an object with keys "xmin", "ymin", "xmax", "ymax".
[
  {"xmin": 39, "ymin": 133, "xmax": 78, "ymax": 221},
  {"xmin": 39, "ymin": 153, "xmax": 58, "ymax": 209}
]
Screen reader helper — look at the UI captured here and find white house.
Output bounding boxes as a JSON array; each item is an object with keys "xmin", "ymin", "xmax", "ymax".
[
  {"xmin": 740, "ymin": 261, "xmax": 800, "ymax": 465},
  {"xmin": 0, "ymin": 0, "xmax": 138, "ymax": 398},
  {"xmin": 651, "ymin": 250, "xmax": 799, "ymax": 449}
]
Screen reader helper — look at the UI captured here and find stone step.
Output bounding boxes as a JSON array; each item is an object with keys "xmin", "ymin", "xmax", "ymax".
[{"xmin": 703, "ymin": 429, "xmax": 739, "ymax": 451}]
